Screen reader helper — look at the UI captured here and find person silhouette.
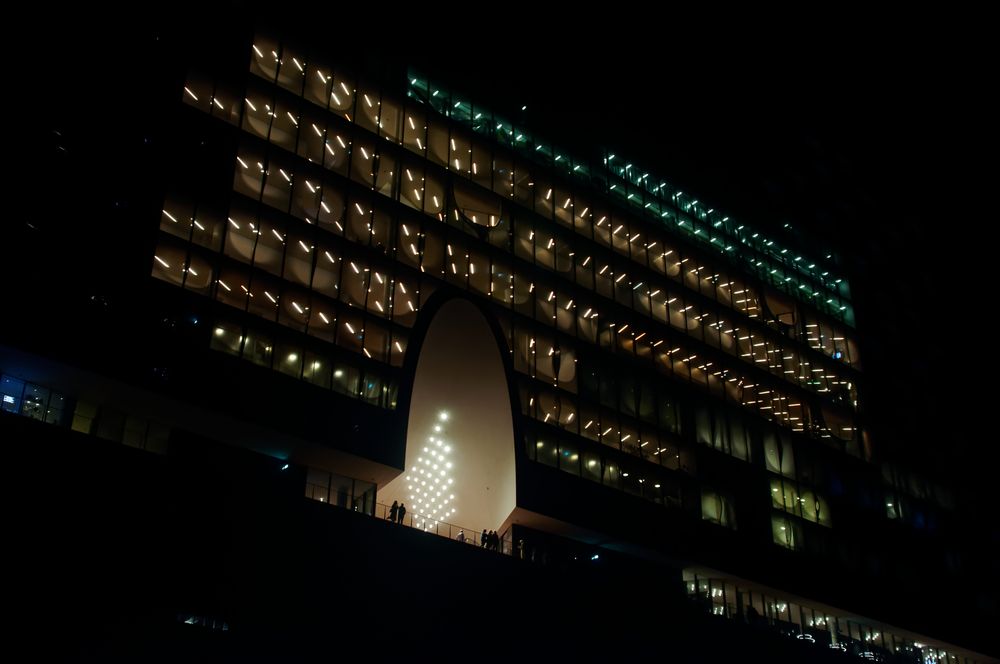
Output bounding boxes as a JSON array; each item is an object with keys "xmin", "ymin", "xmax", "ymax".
[
  {"xmin": 481, "ymin": 529, "xmax": 488, "ymax": 546},
  {"xmin": 457, "ymin": 530, "xmax": 465, "ymax": 543},
  {"xmin": 388, "ymin": 500, "xmax": 399, "ymax": 523},
  {"xmin": 397, "ymin": 503, "xmax": 406, "ymax": 525}
]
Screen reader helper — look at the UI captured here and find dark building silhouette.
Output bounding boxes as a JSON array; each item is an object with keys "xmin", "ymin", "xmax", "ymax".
[{"xmin": 4, "ymin": 13, "xmax": 995, "ymax": 662}]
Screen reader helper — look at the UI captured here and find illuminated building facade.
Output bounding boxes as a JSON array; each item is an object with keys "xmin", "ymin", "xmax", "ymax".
[{"xmin": 3, "ymin": 17, "xmax": 995, "ymax": 663}]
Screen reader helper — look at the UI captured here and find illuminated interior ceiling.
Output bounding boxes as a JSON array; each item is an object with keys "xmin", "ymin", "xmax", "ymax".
[{"xmin": 379, "ymin": 299, "xmax": 516, "ymax": 533}]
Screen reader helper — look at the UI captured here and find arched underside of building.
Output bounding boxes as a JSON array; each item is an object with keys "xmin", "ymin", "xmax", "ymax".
[{"xmin": 380, "ymin": 298, "xmax": 517, "ymax": 536}]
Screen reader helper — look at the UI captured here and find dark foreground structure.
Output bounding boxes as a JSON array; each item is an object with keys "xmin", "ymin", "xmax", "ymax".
[{"xmin": 5, "ymin": 13, "xmax": 995, "ymax": 662}]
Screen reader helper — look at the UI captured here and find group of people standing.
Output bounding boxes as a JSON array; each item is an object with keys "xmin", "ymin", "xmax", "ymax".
[
  {"xmin": 480, "ymin": 529, "xmax": 502, "ymax": 551},
  {"xmin": 386, "ymin": 501, "xmax": 505, "ymax": 553},
  {"xmin": 387, "ymin": 500, "xmax": 407, "ymax": 524}
]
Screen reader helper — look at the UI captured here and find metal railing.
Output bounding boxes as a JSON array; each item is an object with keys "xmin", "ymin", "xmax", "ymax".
[
  {"xmin": 306, "ymin": 483, "xmax": 526, "ymax": 558},
  {"xmin": 371, "ymin": 501, "xmax": 514, "ymax": 554}
]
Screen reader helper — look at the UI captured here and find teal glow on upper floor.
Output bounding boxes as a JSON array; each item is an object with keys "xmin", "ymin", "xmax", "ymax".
[{"xmin": 407, "ymin": 71, "xmax": 855, "ymax": 328}]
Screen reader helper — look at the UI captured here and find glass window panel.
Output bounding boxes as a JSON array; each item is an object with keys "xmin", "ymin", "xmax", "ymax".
[
  {"xmin": 558, "ymin": 439, "xmax": 580, "ymax": 476},
  {"xmin": 305, "ymin": 61, "xmax": 333, "ymax": 108},
  {"xmin": 426, "ymin": 117, "xmax": 449, "ymax": 167},
  {"xmin": 268, "ymin": 98, "xmax": 300, "ymax": 153},
  {"xmin": 469, "ymin": 138, "xmax": 492, "ymax": 189},
  {"xmin": 223, "ymin": 201, "xmax": 257, "ymax": 263},
  {"xmin": 332, "ymin": 362, "xmax": 360, "ymax": 398},
  {"xmin": 278, "ymin": 288, "xmax": 310, "ymax": 331},
  {"xmin": 306, "ymin": 296, "xmax": 336, "ymax": 342},
  {"xmin": 536, "ymin": 437, "xmax": 558, "ymax": 468},
  {"xmin": 534, "ymin": 227, "xmax": 555, "ymax": 270},
  {"xmin": 18, "ymin": 383, "xmax": 49, "ymax": 421},
  {"xmin": 151, "ymin": 240, "xmax": 187, "ymax": 287},
  {"xmin": 602, "ymin": 459, "xmax": 621, "ymax": 490},
  {"xmin": 242, "ymin": 327, "xmax": 273, "ymax": 367},
  {"xmin": 322, "ymin": 129, "xmax": 350, "ymax": 176},
  {"xmin": 763, "ymin": 430, "xmax": 796, "ymax": 478},
  {"xmin": 233, "ymin": 146, "xmax": 266, "ymax": 200},
  {"xmin": 70, "ymin": 399, "xmax": 96, "ymax": 434},
  {"xmin": 296, "ymin": 111, "xmax": 329, "ymax": 168},
  {"xmin": 402, "ymin": 106, "xmax": 427, "ymax": 156},
  {"xmin": 492, "ymin": 150, "xmax": 513, "ymax": 198},
  {"xmin": 421, "ymin": 226, "xmax": 445, "ymax": 277},
  {"xmin": 579, "ymin": 404, "xmax": 600, "ymax": 442},
  {"xmin": 444, "ymin": 238, "xmax": 467, "ymax": 288},
  {"xmin": 368, "ymin": 266, "xmax": 391, "ymax": 318},
  {"xmin": 251, "ymin": 216, "xmax": 285, "ymax": 276},
  {"xmin": 599, "ymin": 411, "xmax": 620, "ymax": 450},
  {"xmin": 190, "ymin": 206, "xmax": 224, "ymax": 251},
  {"xmin": 374, "ymin": 151, "xmax": 398, "ymax": 200},
  {"xmin": 283, "ymin": 232, "xmax": 314, "ymax": 286},
  {"xmin": 311, "ymin": 246, "xmax": 341, "ymax": 299},
  {"xmin": 639, "ymin": 427, "xmax": 659, "ymax": 463},
  {"xmin": 260, "ymin": 159, "xmax": 293, "ymax": 213},
  {"xmin": 315, "ymin": 183, "xmax": 345, "ymax": 234},
  {"xmin": 160, "ymin": 195, "xmax": 194, "ymax": 241},
  {"xmin": 424, "ymin": 170, "xmax": 445, "ymax": 216},
  {"xmin": 577, "ymin": 303, "xmax": 598, "ymax": 344},
  {"xmin": 360, "ymin": 371, "xmax": 384, "ymax": 406},
  {"xmin": 246, "ymin": 273, "xmax": 281, "ymax": 321},
  {"xmin": 328, "ymin": 74, "xmax": 355, "ymax": 117},
  {"xmin": 303, "ymin": 352, "xmax": 331, "ymax": 389},
  {"xmin": 552, "ymin": 187, "xmax": 574, "ymax": 228},
  {"xmin": 620, "ymin": 422, "xmax": 640, "ymax": 458},
  {"xmin": 772, "ymin": 515, "xmax": 802, "ymax": 550},
  {"xmin": 702, "ymin": 489, "xmax": 723, "ymax": 523},
  {"xmin": 581, "ymin": 452, "xmax": 601, "ymax": 483},
  {"xmin": 340, "ymin": 256, "xmax": 368, "ymax": 308},
  {"xmin": 345, "ymin": 195, "xmax": 373, "ymax": 244},
  {"xmin": 512, "ymin": 159, "xmax": 533, "ymax": 206},
  {"xmin": 729, "ymin": 416, "xmax": 749, "ymax": 461},
  {"xmin": 274, "ymin": 45, "xmax": 305, "ymax": 94},
  {"xmin": 390, "ymin": 330, "xmax": 408, "ymax": 367},
  {"xmin": 337, "ymin": 311, "xmax": 365, "ymax": 355},
  {"xmin": 595, "ymin": 260, "xmax": 614, "ymax": 300},
  {"xmin": 363, "ymin": 319, "xmax": 390, "ymax": 363},
  {"xmin": 249, "ymin": 35, "xmax": 280, "ymax": 81},
  {"xmin": 356, "ymin": 86, "xmax": 381, "ymax": 134},
  {"xmin": 610, "ymin": 215, "xmax": 630, "ymax": 255},
  {"xmin": 350, "ymin": 138, "xmax": 377, "ymax": 188},
  {"xmin": 121, "ymin": 415, "xmax": 148, "ymax": 449},
  {"xmin": 469, "ymin": 250, "xmax": 490, "ymax": 296},
  {"xmin": 210, "ymin": 320, "xmax": 243, "ymax": 356},
  {"xmin": 450, "ymin": 128, "xmax": 472, "ymax": 175},
  {"xmin": 183, "ymin": 252, "xmax": 214, "ymax": 296},
  {"xmin": 371, "ymin": 207, "xmax": 394, "ymax": 256},
  {"xmin": 513, "ymin": 215, "xmax": 534, "ymax": 263},
  {"xmin": 392, "ymin": 277, "xmax": 418, "ymax": 327},
  {"xmin": 379, "ymin": 94, "xmax": 404, "ymax": 143},
  {"xmin": 455, "ymin": 180, "xmax": 502, "ymax": 231},
  {"xmin": 182, "ymin": 72, "xmax": 213, "ymax": 114},
  {"xmin": 275, "ymin": 342, "xmax": 303, "ymax": 378},
  {"xmin": 399, "ymin": 161, "xmax": 425, "ymax": 211},
  {"xmin": 241, "ymin": 84, "xmax": 273, "ymax": 140},
  {"xmin": 214, "ymin": 264, "xmax": 250, "ymax": 310},
  {"xmin": 394, "ymin": 218, "xmax": 420, "ymax": 269},
  {"xmin": 629, "ymin": 227, "xmax": 648, "ymax": 266}
]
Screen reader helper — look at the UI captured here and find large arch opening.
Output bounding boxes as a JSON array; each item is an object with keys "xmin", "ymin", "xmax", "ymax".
[{"xmin": 379, "ymin": 299, "xmax": 516, "ymax": 540}]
